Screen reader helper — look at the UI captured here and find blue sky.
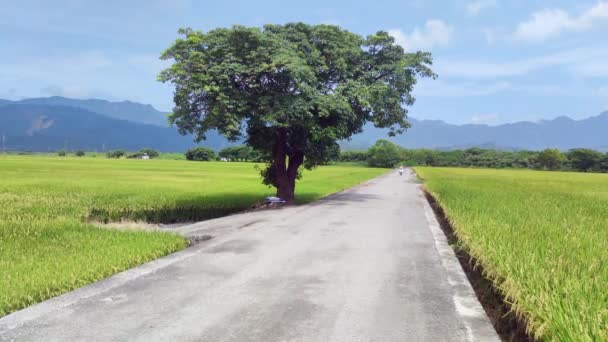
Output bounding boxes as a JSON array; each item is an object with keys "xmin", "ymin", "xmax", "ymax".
[{"xmin": 1, "ymin": 0, "xmax": 607, "ymax": 124}]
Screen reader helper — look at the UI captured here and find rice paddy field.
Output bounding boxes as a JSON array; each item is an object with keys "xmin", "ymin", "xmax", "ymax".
[
  {"xmin": 416, "ymin": 167, "xmax": 608, "ymax": 341},
  {"xmin": 0, "ymin": 155, "xmax": 386, "ymax": 317}
]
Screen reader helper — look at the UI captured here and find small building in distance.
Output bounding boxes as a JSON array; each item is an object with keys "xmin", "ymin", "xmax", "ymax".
[{"xmin": 141, "ymin": 153, "xmax": 150, "ymax": 160}]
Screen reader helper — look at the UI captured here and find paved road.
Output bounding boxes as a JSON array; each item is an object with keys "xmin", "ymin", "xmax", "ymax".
[{"xmin": 0, "ymin": 169, "xmax": 497, "ymax": 342}]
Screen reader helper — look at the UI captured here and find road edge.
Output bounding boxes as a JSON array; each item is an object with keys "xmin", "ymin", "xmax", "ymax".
[{"xmin": 419, "ymin": 187, "xmax": 500, "ymax": 342}]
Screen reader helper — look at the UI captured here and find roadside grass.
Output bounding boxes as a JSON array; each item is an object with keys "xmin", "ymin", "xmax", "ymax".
[
  {"xmin": 415, "ymin": 167, "xmax": 608, "ymax": 341},
  {"xmin": 0, "ymin": 155, "xmax": 386, "ymax": 317}
]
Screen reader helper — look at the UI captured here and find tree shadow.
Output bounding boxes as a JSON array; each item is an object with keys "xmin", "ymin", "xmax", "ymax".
[{"xmin": 87, "ymin": 193, "xmax": 264, "ymax": 224}]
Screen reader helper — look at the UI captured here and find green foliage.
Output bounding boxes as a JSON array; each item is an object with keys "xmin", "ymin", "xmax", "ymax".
[
  {"xmin": 0, "ymin": 155, "xmax": 385, "ymax": 316},
  {"xmin": 535, "ymin": 148, "xmax": 565, "ymax": 170},
  {"xmin": 338, "ymin": 150, "xmax": 368, "ymax": 162},
  {"xmin": 417, "ymin": 167, "xmax": 608, "ymax": 340},
  {"xmin": 218, "ymin": 145, "xmax": 262, "ymax": 162},
  {"xmin": 139, "ymin": 148, "xmax": 160, "ymax": 158},
  {"xmin": 159, "ymin": 23, "xmax": 434, "ymax": 200},
  {"xmin": 339, "ymin": 146, "xmax": 607, "ymax": 173},
  {"xmin": 57, "ymin": 150, "xmax": 66, "ymax": 157},
  {"xmin": 106, "ymin": 149, "xmax": 126, "ymax": 159},
  {"xmin": 601, "ymin": 153, "xmax": 608, "ymax": 172},
  {"xmin": 367, "ymin": 139, "xmax": 401, "ymax": 168},
  {"xmin": 127, "ymin": 148, "xmax": 160, "ymax": 159},
  {"xmin": 75, "ymin": 150, "xmax": 85, "ymax": 157},
  {"xmin": 185, "ymin": 147, "xmax": 217, "ymax": 161},
  {"xmin": 566, "ymin": 148, "xmax": 603, "ymax": 172}
]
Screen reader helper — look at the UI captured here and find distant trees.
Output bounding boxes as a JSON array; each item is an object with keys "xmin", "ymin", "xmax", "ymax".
[
  {"xmin": 139, "ymin": 148, "xmax": 160, "ymax": 158},
  {"xmin": 337, "ymin": 151, "xmax": 368, "ymax": 163},
  {"xmin": 600, "ymin": 154, "xmax": 608, "ymax": 172},
  {"xmin": 535, "ymin": 148, "xmax": 565, "ymax": 170},
  {"xmin": 337, "ymin": 140, "xmax": 608, "ymax": 173},
  {"xmin": 367, "ymin": 140, "xmax": 401, "ymax": 168},
  {"xmin": 185, "ymin": 147, "xmax": 217, "ymax": 161},
  {"xmin": 127, "ymin": 148, "xmax": 160, "ymax": 159},
  {"xmin": 106, "ymin": 150, "xmax": 126, "ymax": 159},
  {"xmin": 218, "ymin": 145, "xmax": 258, "ymax": 162},
  {"xmin": 57, "ymin": 150, "xmax": 67, "ymax": 157},
  {"xmin": 75, "ymin": 150, "xmax": 85, "ymax": 157},
  {"xmin": 566, "ymin": 148, "xmax": 603, "ymax": 172}
]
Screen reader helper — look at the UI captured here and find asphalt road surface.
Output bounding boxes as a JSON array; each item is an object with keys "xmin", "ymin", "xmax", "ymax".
[{"xmin": 0, "ymin": 169, "xmax": 498, "ymax": 342}]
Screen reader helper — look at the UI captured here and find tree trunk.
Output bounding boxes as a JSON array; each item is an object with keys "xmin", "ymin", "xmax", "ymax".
[{"xmin": 272, "ymin": 128, "xmax": 303, "ymax": 205}]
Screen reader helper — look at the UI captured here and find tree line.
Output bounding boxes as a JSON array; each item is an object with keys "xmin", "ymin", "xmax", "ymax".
[{"xmin": 341, "ymin": 139, "xmax": 608, "ymax": 173}]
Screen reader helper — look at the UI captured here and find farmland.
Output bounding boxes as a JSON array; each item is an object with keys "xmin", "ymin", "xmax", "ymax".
[
  {"xmin": 416, "ymin": 167, "xmax": 608, "ymax": 341},
  {"xmin": 0, "ymin": 155, "xmax": 386, "ymax": 317}
]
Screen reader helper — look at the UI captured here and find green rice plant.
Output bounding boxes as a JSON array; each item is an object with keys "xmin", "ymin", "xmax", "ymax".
[
  {"xmin": 416, "ymin": 167, "xmax": 608, "ymax": 341},
  {"xmin": 0, "ymin": 155, "xmax": 386, "ymax": 317}
]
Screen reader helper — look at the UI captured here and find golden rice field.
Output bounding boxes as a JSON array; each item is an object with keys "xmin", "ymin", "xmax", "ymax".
[
  {"xmin": 416, "ymin": 167, "xmax": 608, "ymax": 341},
  {"xmin": 0, "ymin": 155, "xmax": 386, "ymax": 317}
]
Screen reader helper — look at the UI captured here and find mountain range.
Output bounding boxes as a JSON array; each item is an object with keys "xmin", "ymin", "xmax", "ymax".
[
  {"xmin": 0, "ymin": 98, "xmax": 230, "ymax": 152},
  {"xmin": 343, "ymin": 114, "xmax": 608, "ymax": 151},
  {"xmin": 0, "ymin": 96, "xmax": 606, "ymax": 152}
]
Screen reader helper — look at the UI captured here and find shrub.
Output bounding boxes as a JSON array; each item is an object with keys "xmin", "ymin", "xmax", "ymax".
[
  {"xmin": 219, "ymin": 145, "xmax": 255, "ymax": 161},
  {"xmin": 126, "ymin": 148, "xmax": 160, "ymax": 159},
  {"xmin": 139, "ymin": 148, "xmax": 159, "ymax": 158},
  {"xmin": 75, "ymin": 150, "xmax": 85, "ymax": 157},
  {"xmin": 106, "ymin": 150, "xmax": 126, "ymax": 159},
  {"xmin": 185, "ymin": 147, "xmax": 217, "ymax": 161},
  {"xmin": 57, "ymin": 150, "xmax": 66, "ymax": 157}
]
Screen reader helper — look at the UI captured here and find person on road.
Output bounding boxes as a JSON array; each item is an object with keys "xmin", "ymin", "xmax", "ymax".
[{"xmin": 399, "ymin": 165, "xmax": 404, "ymax": 176}]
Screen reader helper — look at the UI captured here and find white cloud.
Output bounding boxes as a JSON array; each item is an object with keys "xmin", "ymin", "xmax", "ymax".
[
  {"xmin": 467, "ymin": 0, "xmax": 497, "ymax": 16},
  {"xmin": 471, "ymin": 113, "xmax": 499, "ymax": 124},
  {"xmin": 434, "ymin": 46, "xmax": 608, "ymax": 79},
  {"xmin": 513, "ymin": 2, "xmax": 608, "ymax": 42},
  {"xmin": 389, "ymin": 20, "xmax": 453, "ymax": 51}
]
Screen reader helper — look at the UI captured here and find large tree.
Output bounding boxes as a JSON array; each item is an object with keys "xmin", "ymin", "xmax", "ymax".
[{"xmin": 159, "ymin": 23, "xmax": 435, "ymax": 203}]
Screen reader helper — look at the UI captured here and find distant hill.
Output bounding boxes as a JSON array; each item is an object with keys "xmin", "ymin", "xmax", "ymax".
[
  {"xmin": 3, "ymin": 97, "xmax": 169, "ymax": 126},
  {"xmin": 0, "ymin": 104, "xmax": 232, "ymax": 152},
  {"xmin": 343, "ymin": 113, "xmax": 608, "ymax": 151},
  {"xmin": 1, "ymin": 97, "xmax": 607, "ymax": 152}
]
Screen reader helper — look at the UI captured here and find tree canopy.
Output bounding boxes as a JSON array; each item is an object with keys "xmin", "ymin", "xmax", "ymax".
[
  {"xmin": 159, "ymin": 23, "xmax": 435, "ymax": 202},
  {"xmin": 185, "ymin": 147, "xmax": 217, "ymax": 161},
  {"xmin": 367, "ymin": 139, "xmax": 401, "ymax": 168},
  {"xmin": 536, "ymin": 148, "xmax": 565, "ymax": 170}
]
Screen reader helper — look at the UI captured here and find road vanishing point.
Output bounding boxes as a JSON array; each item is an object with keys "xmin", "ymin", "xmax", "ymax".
[{"xmin": 0, "ymin": 169, "xmax": 498, "ymax": 342}]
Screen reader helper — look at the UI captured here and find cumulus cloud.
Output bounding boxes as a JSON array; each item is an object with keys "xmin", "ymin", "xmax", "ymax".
[
  {"xmin": 467, "ymin": 0, "xmax": 497, "ymax": 16},
  {"xmin": 389, "ymin": 20, "xmax": 453, "ymax": 51},
  {"xmin": 513, "ymin": 1, "xmax": 608, "ymax": 42}
]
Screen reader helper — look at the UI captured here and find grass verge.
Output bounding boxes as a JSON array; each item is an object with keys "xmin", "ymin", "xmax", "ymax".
[{"xmin": 415, "ymin": 167, "xmax": 608, "ymax": 341}]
